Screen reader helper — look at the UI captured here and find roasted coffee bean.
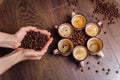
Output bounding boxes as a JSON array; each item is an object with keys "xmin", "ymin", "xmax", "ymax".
[
  {"xmin": 81, "ymin": 69, "xmax": 84, "ymax": 72},
  {"xmin": 116, "ymin": 71, "xmax": 119, "ymax": 74},
  {"xmin": 86, "ymin": 62, "xmax": 89, "ymax": 64},
  {"xmin": 97, "ymin": 61, "xmax": 100, "ymax": 64},
  {"xmin": 106, "ymin": 72, "xmax": 109, "ymax": 75},
  {"xmin": 20, "ymin": 31, "xmax": 48, "ymax": 51},
  {"xmin": 95, "ymin": 70, "xmax": 99, "ymax": 73},
  {"xmin": 102, "ymin": 68, "xmax": 105, "ymax": 71},
  {"xmin": 69, "ymin": 30, "xmax": 90, "ymax": 46},
  {"xmin": 104, "ymin": 31, "xmax": 107, "ymax": 34},
  {"xmin": 108, "ymin": 69, "xmax": 110, "ymax": 72},
  {"xmin": 88, "ymin": 67, "xmax": 90, "ymax": 70}
]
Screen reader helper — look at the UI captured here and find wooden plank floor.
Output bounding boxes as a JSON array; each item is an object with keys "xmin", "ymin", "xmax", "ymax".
[{"xmin": 0, "ymin": 0, "xmax": 120, "ymax": 80}]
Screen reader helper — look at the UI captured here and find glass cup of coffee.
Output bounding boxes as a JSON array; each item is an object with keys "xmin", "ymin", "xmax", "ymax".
[
  {"xmin": 55, "ymin": 23, "xmax": 73, "ymax": 38},
  {"xmin": 85, "ymin": 22, "xmax": 102, "ymax": 37},
  {"xmin": 87, "ymin": 37, "xmax": 104, "ymax": 57},
  {"xmin": 53, "ymin": 39, "xmax": 74, "ymax": 56},
  {"xmin": 71, "ymin": 12, "xmax": 87, "ymax": 30},
  {"xmin": 73, "ymin": 46, "xmax": 88, "ymax": 67}
]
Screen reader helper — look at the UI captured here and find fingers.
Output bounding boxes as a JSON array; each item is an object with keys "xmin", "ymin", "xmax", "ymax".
[
  {"xmin": 32, "ymin": 50, "xmax": 47, "ymax": 60},
  {"xmin": 30, "ymin": 56, "xmax": 42, "ymax": 60},
  {"xmin": 23, "ymin": 49, "xmax": 47, "ymax": 61},
  {"xmin": 20, "ymin": 26, "xmax": 51, "ymax": 37},
  {"xmin": 21, "ymin": 26, "xmax": 37, "ymax": 32},
  {"xmin": 41, "ymin": 37, "xmax": 53, "ymax": 51},
  {"xmin": 35, "ymin": 50, "xmax": 47, "ymax": 56}
]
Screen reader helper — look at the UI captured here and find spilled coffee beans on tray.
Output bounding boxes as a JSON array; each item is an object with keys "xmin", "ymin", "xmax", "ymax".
[
  {"xmin": 69, "ymin": 30, "xmax": 90, "ymax": 46},
  {"xmin": 20, "ymin": 31, "xmax": 48, "ymax": 51}
]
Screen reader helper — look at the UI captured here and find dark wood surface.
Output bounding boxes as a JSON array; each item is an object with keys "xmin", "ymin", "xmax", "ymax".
[{"xmin": 0, "ymin": 0, "xmax": 120, "ymax": 80}]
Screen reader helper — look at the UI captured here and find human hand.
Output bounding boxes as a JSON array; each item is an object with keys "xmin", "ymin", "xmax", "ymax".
[{"xmin": 0, "ymin": 31, "xmax": 53, "ymax": 75}]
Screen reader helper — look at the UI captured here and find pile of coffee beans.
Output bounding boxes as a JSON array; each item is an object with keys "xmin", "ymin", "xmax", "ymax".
[
  {"xmin": 90, "ymin": 0, "xmax": 120, "ymax": 25},
  {"xmin": 69, "ymin": 29, "xmax": 90, "ymax": 46},
  {"xmin": 20, "ymin": 31, "xmax": 48, "ymax": 51}
]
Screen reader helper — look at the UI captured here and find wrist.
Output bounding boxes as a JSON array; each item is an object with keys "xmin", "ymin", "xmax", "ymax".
[
  {"xmin": 0, "ymin": 32, "xmax": 18, "ymax": 48},
  {"xmin": 9, "ymin": 34, "xmax": 17, "ymax": 48},
  {"xmin": 14, "ymin": 49, "xmax": 25, "ymax": 62},
  {"xmin": 10, "ymin": 34, "xmax": 20, "ymax": 49}
]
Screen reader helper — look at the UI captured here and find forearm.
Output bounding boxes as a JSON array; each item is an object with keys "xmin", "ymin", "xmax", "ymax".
[
  {"xmin": 0, "ymin": 32, "xmax": 16, "ymax": 48},
  {"xmin": 0, "ymin": 50, "xmax": 23, "ymax": 75}
]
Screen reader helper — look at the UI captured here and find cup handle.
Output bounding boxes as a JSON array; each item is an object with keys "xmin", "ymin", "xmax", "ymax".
[
  {"xmin": 72, "ymin": 11, "xmax": 76, "ymax": 17},
  {"xmin": 55, "ymin": 25, "xmax": 58, "ymax": 29},
  {"xmin": 97, "ymin": 21, "xmax": 102, "ymax": 26},
  {"xmin": 53, "ymin": 49, "xmax": 60, "ymax": 55},
  {"xmin": 97, "ymin": 51, "xmax": 104, "ymax": 57},
  {"xmin": 79, "ymin": 61, "xmax": 84, "ymax": 68}
]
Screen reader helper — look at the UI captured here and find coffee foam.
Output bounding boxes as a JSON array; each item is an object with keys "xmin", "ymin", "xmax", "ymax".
[
  {"xmin": 89, "ymin": 43, "xmax": 99, "ymax": 53},
  {"xmin": 72, "ymin": 15, "xmax": 86, "ymax": 29},
  {"xmin": 87, "ymin": 38, "xmax": 102, "ymax": 53},
  {"xmin": 85, "ymin": 23, "xmax": 100, "ymax": 36},
  {"xmin": 73, "ymin": 46, "xmax": 87, "ymax": 61},
  {"xmin": 58, "ymin": 39, "xmax": 73, "ymax": 54},
  {"xmin": 58, "ymin": 24, "xmax": 72, "ymax": 37}
]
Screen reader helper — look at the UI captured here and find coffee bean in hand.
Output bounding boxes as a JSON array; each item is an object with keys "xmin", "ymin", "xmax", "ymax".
[{"xmin": 20, "ymin": 31, "xmax": 48, "ymax": 51}]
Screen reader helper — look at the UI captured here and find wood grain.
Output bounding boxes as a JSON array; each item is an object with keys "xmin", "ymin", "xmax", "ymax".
[{"xmin": 0, "ymin": 0, "xmax": 120, "ymax": 80}]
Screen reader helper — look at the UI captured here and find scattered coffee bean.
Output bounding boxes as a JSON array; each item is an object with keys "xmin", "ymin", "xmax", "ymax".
[
  {"xmin": 86, "ymin": 62, "xmax": 89, "ymax": 64},
  {"xmin": 73, "ymin": 8, "xmax": 75, "ymax": 11},
  {"xmin": 81, "ymin": 69, "xmax": 84, "ymax": 72},
  {"xmin": 97, "ymin": 61, "xmax": 100, "ymax": 64},
  {"xmin": 106, "ymin": 72, "xmax": 109, "ymax": 75},
  {"xmin": 95, "ymin": 17, "xmax": 98, "ymax": 20},
  {"xmin": 102, "ymin": 68, "xmax": 105, "ymax": 71},
  {"xmin": 108, "ymin": 69, "xmax": 110, "ymax": 72},
  {"xmin": 116, "ymin": 71, "xmax": 119, "ymax": 74},
  {"xmin": 67, "ymin": 0, "xmax": 78, "ymax": 6},
  {"xmin": 88, "ymin": 67, "xmax": 90, "ymax": 70},
  {"xmin": 104, "ymin": 31, "xmax": 107, "ymax": 34},
  {"xmin": 20, "ymin": 31, "xmax": 48, "ymax": 51},
  {"xmin": 95, "ymin": 70, "xmax": 99, "ymax": 73}
]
